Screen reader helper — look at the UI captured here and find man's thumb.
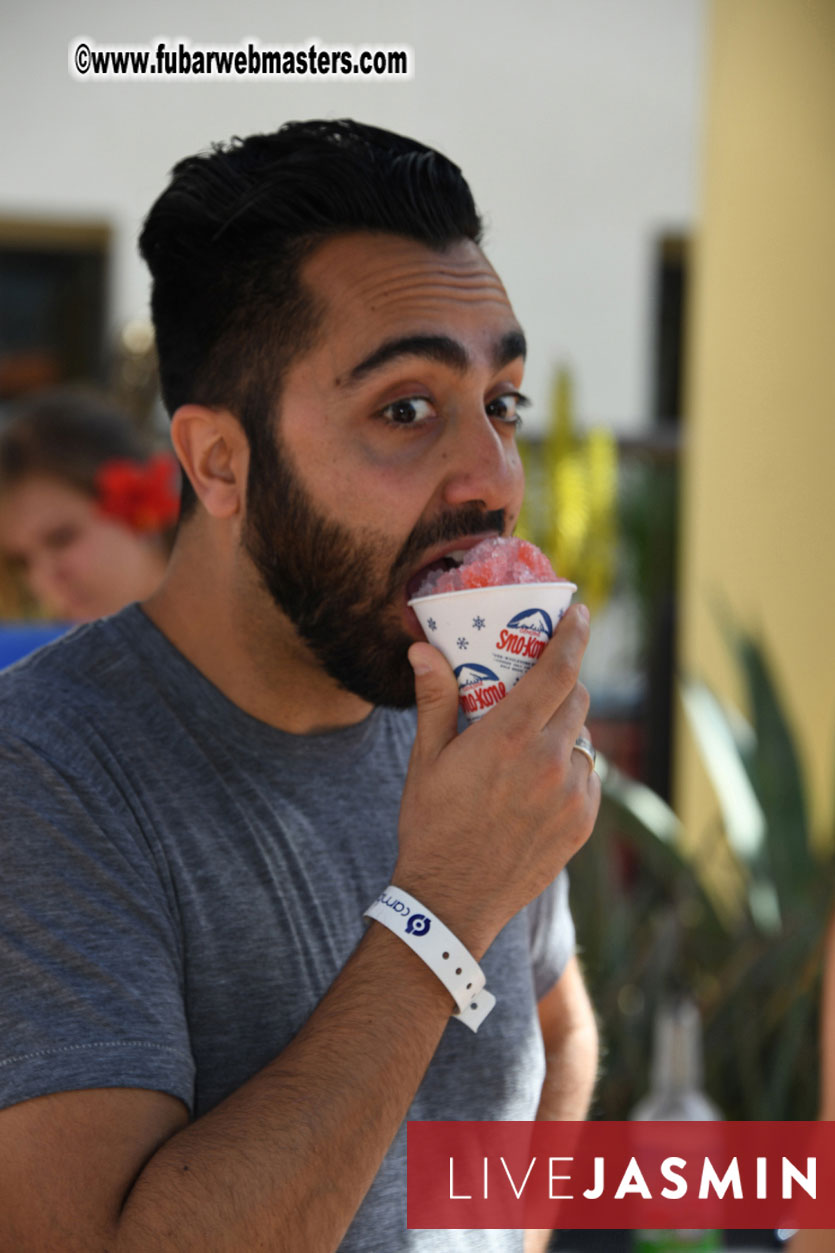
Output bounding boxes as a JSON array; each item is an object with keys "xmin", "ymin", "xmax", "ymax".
[{"xmin": 408, "ymin": 642, "xmax": 460, "ymax": 757}]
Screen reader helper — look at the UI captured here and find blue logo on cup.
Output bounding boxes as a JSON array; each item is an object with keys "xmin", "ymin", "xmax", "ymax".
[
  {"xmin": 454, "ymin": 662, "xmax": 507, "ymax": 716},
  {"xmin": 496, "ymin": 608, "xmax": 554, "ymax": 663},
  {"xmin": 454, "ymin": 661, "xmax": 500, "ymax": 688},
  {"xmin": 406, "ymin": 914, "xmax": 431, "ymax": 936},
  {"xmin": 506, "ymin": 607, "xmax": 553, "ymax": 637}
]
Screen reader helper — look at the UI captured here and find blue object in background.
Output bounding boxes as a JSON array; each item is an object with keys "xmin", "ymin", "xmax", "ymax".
[{"xmin": 0, "ymin": 623, "xmax": 71, "ymax": 671}]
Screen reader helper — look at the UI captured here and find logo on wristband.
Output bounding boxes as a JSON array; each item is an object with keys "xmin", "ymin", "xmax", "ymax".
[{"xmin": 376, "ymin": 892, "xmax": 430, "ymax": 936}]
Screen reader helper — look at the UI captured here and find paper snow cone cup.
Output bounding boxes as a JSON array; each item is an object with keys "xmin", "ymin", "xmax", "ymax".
[{"xmin": 408, "ymin": 582, "xmax": 577, "ymax": 723}]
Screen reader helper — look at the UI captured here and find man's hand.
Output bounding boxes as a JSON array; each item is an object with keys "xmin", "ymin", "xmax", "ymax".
[{"xmin": 395, "ymin": 603, "xmax": 600, "ymax": 957}]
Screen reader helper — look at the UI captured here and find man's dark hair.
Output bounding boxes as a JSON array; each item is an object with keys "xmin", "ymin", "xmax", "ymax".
[{"xmin": 139, "ymin": 118, "xmax": 483, "ymax": 516}]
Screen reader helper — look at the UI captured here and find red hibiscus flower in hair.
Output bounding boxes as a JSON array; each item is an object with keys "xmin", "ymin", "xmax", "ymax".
[{"xmin": 95, "ymin": 452, "xmax": 180, "ymax": 533}]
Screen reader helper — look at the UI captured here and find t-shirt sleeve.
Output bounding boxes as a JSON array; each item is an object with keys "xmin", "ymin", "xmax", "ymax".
[
  {"xmin": 525, "ymin": 870, "xmax": 576, "ymax": 1002},
  {"xmin": 0, "ymin": 731, "xmax": 195, "ymax": 1115}
]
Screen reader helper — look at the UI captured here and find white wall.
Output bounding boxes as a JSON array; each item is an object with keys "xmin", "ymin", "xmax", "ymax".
[{"xmin": 1, "ymin": 0, "xmax": 705, "ymax": 434}]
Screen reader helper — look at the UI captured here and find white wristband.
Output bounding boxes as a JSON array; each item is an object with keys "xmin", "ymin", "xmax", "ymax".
[{"xmin": 364, "ymin": 886, "xmax": 496, "ymax": 1032}]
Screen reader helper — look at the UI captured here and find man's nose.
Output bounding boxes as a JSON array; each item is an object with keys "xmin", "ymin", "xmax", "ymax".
[{"xmin": 439, "ymin": 410, "xmax": 521, "ymax": 513}]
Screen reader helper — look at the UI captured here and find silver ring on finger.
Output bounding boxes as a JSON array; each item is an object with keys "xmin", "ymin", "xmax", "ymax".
[{"xmin": 572, "ymin": 734, "xmax": 596, "ymax": 772}]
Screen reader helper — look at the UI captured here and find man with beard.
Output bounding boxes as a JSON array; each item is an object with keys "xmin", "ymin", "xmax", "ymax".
[{"xmin": 0, "ymin": 120, "xmax": 600, "ymax": 1252}]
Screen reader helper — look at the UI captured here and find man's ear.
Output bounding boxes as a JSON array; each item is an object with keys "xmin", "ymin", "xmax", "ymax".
[{"xmin": 170, "ymin": 405, "xmax": 248, "ymax": 519}]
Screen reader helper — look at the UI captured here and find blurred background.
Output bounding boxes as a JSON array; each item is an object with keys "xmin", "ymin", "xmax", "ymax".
[{"xmin": 1, "ymin": 0, "xmax": 834, "ymax": 1232}]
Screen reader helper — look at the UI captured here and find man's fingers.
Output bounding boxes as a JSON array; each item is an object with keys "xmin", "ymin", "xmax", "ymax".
[
  {"xmin": 504, "ymin": 604, "xmax": 590, "ymax": 733},
  {"xmin": 570, "ymin": 722, "xmax": 598, "ymax": 780},
  {"xmin": 408, "ymin": 642, "xmax": 461, "ymax": 761},
  {"xmin": 540, "ymin": 688, "xmax": 592, "ymax": 770}
]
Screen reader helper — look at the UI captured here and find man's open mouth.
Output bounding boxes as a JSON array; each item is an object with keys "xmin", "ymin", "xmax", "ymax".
[{"xmin": 404, "ymin": 537, "xmax": 493, "ymax": 601}]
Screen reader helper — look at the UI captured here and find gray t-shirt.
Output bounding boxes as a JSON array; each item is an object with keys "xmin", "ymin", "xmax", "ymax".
[{"xmin": 0, "ymin": 604, "xmax": 575, "ymax": 1251}]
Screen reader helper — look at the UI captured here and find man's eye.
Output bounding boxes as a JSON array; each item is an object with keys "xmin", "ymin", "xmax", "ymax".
[
  {"xmin": 378, "ymin": 397, "xmax": 436, "ymax": 426},
  {"xmin": 486, "ymin": 391, "xmax": 530, "ymax": 428}
]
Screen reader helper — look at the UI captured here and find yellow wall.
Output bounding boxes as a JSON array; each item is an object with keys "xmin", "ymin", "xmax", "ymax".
[{"xmin": 675, "ymin": 0, "xmax": 835, "ymax": 849}]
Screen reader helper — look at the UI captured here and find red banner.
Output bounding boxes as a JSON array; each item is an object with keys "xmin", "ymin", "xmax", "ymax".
[{"xmin": 407, "ymin": 1120, "xmax": 834, "ymax": 1230}]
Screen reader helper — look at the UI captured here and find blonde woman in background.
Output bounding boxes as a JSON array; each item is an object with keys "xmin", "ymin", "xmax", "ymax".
[{"xmin": 0, "ymin": 388, "xmax": 178, "ymax": 623}]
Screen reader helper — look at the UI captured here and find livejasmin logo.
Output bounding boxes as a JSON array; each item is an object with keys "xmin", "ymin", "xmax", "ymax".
[
  {"xmin": 448, "ymin": 1153, "xmax": 816, "ymax": 1203},
  {"xmin": 377, "ymin": 892, "xmax": 431, "ymax": 937},
  {"xmin": 407, "ymin": 1121, "xmax": 830, "ymax": 1229}
]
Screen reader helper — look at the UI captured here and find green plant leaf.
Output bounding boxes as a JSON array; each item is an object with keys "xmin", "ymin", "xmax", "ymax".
[
  {"xmin": 679, "ymin": 674, "xmax": 780, "ymax": 933},
  {"xmin": 680, "ymin": 676, "xmax": 767, "ymax": 862},
  {"xmin": 597, "ymin": 750, "xmax": 682, "ymax": 847},
  {"xmin": 595, "ymin": 752, "xmax": 727, "ymax": 941},
  {"xmin": 718, "ymin": 615, "xmax": 814, "ymax": 907}
]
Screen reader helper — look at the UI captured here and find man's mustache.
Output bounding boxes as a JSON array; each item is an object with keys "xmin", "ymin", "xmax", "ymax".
[{"xmin": 388, "ymin": 506, "xmax": 506, "ymax": 591}]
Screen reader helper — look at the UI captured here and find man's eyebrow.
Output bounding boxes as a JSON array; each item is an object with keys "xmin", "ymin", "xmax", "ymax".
[
  {"xmin": 347, "ymin": 335, "xmax": 468, "ymax": 383},
  {"xmin": 493, "ymin": 330, "xmax": 527, "ymax": 369},
  {"xmin": 343, "ymin": 329, "xmax": 527, "ymax": 387}
]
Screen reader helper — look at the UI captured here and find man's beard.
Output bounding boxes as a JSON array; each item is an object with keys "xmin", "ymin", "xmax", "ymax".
[{"xmin": 242, "ymin": 422, "xmax": 505, "ymax": 708}]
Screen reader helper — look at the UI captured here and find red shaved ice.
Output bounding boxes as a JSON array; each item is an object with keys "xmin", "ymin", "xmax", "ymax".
[{"xmin": 412, "ymin": 537, "xmax": 562, "ymax": 598}]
